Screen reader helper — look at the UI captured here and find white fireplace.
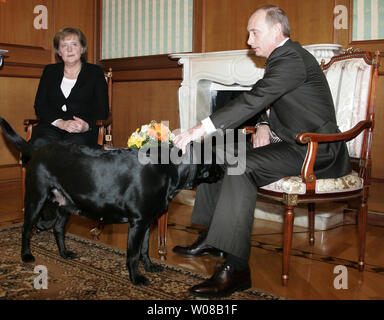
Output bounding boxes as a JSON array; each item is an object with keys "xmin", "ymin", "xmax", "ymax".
[
  {"xmin": 170, "ymin": 43, "xmax": 348, "ymax": 230},
  {"xmin": 170, "ymin": 43, "xmax": 343, "ymax": 131}
]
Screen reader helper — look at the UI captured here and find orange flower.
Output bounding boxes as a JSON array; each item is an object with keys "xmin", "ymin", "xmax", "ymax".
[
  {"xmin": 148, "ymin": 123, "xmax": 169, "ymax": 142},
  {"xmin": 128, "ymin": 121, "xmax": 174, "ymax": 148}
]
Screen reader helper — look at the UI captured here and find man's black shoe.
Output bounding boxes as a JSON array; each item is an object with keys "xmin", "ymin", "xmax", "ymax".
[
  {"xmin": 189, "ymin": 263, "xmax": 251, "ymax": 298},
  {"xmin": 172, "ymin": 230, "xmax": 226, "ymax": 258}
]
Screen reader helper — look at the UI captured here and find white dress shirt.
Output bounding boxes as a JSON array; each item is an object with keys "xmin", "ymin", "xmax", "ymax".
[{"xmin": 51, "ymin": 76, "xmax": 77, "ymax": 126}]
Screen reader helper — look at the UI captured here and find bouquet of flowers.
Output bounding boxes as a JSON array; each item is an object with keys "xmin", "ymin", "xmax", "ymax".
[{"xmin": 127, "ymin": 121, "xmax": 175, "ymax": 149}]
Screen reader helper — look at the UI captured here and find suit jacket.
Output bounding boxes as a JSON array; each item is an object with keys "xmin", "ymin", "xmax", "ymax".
[
  {"xmin": 34, "ymin": 62, "xmax": 109, "ymax": 131},
  {"xmin": 210, "ymin": 39, "xmax": 351, "ymax": 179}
]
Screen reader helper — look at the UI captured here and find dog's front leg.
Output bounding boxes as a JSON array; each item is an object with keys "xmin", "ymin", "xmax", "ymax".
[
  {"xmin": 140, "ymin": 227, "xmax": 163, "ymax": 273},
  {"xmin": 53, "ymin": 211, "xmax": 77, "ymax": 260},
  {"xmin": 126, "ymin": 223, "xmax": 150, "ymax": 285}
]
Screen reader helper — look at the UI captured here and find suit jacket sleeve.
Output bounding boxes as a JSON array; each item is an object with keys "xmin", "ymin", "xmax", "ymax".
[{"xmin": 209, "ymin": 46, "xmax": 307, "ymax": 130}]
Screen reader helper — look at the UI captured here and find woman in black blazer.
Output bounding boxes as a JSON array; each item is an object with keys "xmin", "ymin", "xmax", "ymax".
[{"xmin": 31, "ymin": 27, "xmax": 109, "ymax": 148}]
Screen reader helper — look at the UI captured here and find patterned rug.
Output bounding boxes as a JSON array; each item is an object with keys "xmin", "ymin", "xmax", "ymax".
[{"xmin": 0, "ymin": 224, "xmax": 285, "ymax": 300}]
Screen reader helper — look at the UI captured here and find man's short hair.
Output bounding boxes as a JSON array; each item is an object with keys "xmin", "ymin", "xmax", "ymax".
[{"xmin": 257, "ymin": 5, "xmax": 290, "ymax": 37}]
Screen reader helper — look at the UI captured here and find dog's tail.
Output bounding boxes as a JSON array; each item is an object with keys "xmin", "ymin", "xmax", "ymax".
[{"xmin": 0, "ymin": 117, "xmax": 32, "ymax": 163}]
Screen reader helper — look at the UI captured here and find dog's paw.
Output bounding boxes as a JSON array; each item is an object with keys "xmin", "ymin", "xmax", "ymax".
[
  {"xmin": 131, "ymin": 274, "xmax": 150, "ymax": 286},
  {"xmin": 60, "ymin": 250, "xmax": 78, "ymax": 260},
  {"xmin": 144, "ymin": 262, "xmax": 164, "ymax": 273},
  {"xmin": 22, "ymin": 253, "xmax": 35, "ymax": 263}
]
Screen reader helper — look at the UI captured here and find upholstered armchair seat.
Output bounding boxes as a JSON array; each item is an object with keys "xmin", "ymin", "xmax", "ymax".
[{"xmin": 260, "ymin": 171, "xmax": 363, "ymax": 195}]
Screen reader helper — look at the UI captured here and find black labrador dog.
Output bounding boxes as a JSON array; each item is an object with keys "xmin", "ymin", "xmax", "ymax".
[{"xmin": 0, "ymin": 118, "xmax": 224, "ymax": 285}]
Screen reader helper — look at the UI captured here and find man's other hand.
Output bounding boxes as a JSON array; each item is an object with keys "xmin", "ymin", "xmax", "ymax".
[{"xmin": 253, "ymin": 125, "xmax": 270, "ymax": 148}]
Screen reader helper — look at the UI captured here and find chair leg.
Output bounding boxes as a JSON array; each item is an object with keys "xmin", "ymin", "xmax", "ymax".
[
  {"xmin": 358, "ymin": 196, "xmax": 368, "ymax": 271},
  {"xmin": 158, "ymin": 212, "xmax": 168, "ymax": 261},
  {"xmin": 21, "ymin": 166, "xmax": 26, "ymax": 214},
  {"xmin": 308, "ymin": 203, "xmax": 315, "ymax": 245},
  {"xmin": 282, "ymin": 205, "xmax": 295, "ymax": 286}
]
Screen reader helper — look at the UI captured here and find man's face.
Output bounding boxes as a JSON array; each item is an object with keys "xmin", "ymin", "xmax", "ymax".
[{"xmin": 247, "ymin": 10, "xmax": 279, "ymax": 58}]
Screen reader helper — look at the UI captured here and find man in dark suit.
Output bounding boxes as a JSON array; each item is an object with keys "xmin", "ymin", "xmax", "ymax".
[{"xmin": 172, "ymin": 5, "xmax": 351, "ymax": 298}]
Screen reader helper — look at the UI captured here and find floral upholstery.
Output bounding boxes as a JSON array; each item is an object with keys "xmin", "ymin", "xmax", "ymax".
[
  {"xmin": 323, "ymin": 58, "xmax": 372, "ymax": 158},
  {"xmin": 260, "ymin": 171, "xmax": 363, "ymax": 195}
]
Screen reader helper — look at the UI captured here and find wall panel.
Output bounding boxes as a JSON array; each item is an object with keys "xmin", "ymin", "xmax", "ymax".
[
  {"xmin": 371, "ymin": 76, "xmax": 384, "ymax": 179},
  {"xmin": 201, "ymin": 0, "xmax": 335, "ymax": 53},
  {"xmin": 0, "ymin": 77, "xmax": 39, "ymax": 165},
  {"xmin": 0, "ymin": 0, "xmax": 52, "ymax": 49},
  {"xmin": 0, "ymin": 0, "xmax": 53, "ymax": 77},
  {"xmin": 112, "ymin": 80, "xmax": 181, "ymax": 148},
  {"xmin": 54, "ymin": 0, "xmax": 97, "ymax": 63}
]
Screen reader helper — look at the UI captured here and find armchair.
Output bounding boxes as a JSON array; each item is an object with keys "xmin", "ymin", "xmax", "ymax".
[{"xmin": 244, "ymin": 48, "xmax": 380, "ymax": 285}]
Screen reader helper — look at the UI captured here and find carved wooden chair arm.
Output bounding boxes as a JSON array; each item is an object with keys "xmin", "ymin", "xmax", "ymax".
[
  {"xmin": 23, "ymin": 119, "xmax": 40, "ymax": 127},
  {"xmin": 24, "ymin": 117, "xmax": 113, "ymax": 128},
  {"xmin": 23, "ymin": 119, "xmax": 40, "ymax": 142},
  {"xmin": 96, "ymin": 113, "xmax": 112, "ymax": 127},
  {"xmin": 243, "ymin": 120, "xmax": 372, "ymax": 192},
  {"xmin": 296, "ymin": 120, "xmax": 372, "ymax": 192},
  {"xmin": 296, "ymin": 120, "xmax": 372, "ymax": 144}
]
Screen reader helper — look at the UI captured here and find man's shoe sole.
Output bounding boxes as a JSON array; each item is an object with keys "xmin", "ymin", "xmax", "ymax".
[{"xmin": 189, "ymin": 281, "xmax": 252, "ymax": 298}]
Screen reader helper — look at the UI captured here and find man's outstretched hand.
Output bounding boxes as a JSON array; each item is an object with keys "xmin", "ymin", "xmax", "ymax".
[{"xmin": 173, "ymin": 123, "xmax": 207, "ymax": 153}]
